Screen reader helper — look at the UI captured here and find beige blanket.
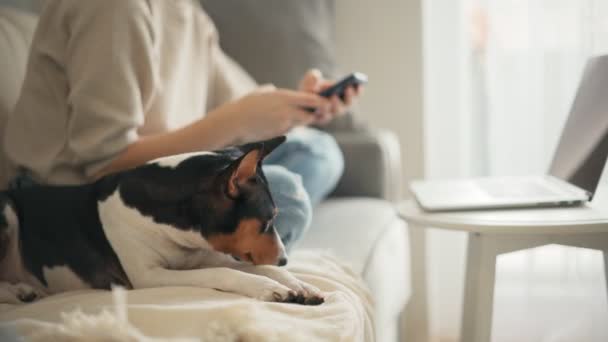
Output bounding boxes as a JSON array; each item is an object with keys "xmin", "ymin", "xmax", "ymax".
[{"xmin": 0, "ymin": 251, "xmax": 374, "ymax": 341}]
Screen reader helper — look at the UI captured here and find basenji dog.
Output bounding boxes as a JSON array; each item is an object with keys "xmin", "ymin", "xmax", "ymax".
[{"xmin": 0, "ymin": 136, "xmax": 323, "ymax": 305}]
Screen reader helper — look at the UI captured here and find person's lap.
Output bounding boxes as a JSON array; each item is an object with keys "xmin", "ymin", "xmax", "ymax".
[{"xmin": 263, "ymin": 127, "xmax": 344, "ymax": 249}]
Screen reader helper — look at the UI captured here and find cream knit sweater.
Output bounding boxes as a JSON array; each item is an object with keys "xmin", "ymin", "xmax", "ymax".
[{"xmin": 4, "ymin": 0, "xmax": 256, "ymax": 185}]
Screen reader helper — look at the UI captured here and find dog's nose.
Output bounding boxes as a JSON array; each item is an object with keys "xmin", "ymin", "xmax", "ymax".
[{"xmin": 277, "ymin": 257, "xmax": 288, "ymax": 267}]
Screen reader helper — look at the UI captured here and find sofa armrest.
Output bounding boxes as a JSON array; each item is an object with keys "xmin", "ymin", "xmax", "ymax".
[{"xmin": 330, "ymin": 129, "xmax": 403, "ymax": 202}]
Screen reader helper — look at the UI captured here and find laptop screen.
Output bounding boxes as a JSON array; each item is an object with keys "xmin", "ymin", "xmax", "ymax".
[{"xmin": 549, "ymin": 55, "xmax": 608, "ymax": 195}]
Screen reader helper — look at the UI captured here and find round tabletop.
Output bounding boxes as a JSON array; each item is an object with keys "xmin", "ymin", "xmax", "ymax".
[{"xmin": 398, "ymin": 200, "xmax": 608, "ymax": 234}]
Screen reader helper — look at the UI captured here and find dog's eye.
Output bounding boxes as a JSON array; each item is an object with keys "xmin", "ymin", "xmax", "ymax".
[{"xmin": 261, "ymin": 221, "xmax": 272, "ymax": 233}]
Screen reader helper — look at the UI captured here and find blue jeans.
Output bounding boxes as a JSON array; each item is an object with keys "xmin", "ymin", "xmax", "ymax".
[
  {"xmin": 263, "ymin": 128, "xmax": 344, "ymax": 249},
  {"xmin": 9, "ymin": 128, "xmax": 344, "ymax": 250}
]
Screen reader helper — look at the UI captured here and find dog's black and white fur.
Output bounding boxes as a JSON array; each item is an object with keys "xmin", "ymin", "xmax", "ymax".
[{"xmin": 0, "ymin": 137, "xmax": 323, "ymax": 305}]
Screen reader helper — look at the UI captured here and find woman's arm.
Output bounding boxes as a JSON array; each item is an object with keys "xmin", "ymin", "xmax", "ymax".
[
  {"xmin": 95, "ymin": 110, "xmax": 237, "ymax": 177},
  {"xmin": 97, "ymin": 70, "xmax": 364, "ymax": 178},
  {"xmin": 96, "ymin": 85, "xmax": 330, "ymax": 178}
]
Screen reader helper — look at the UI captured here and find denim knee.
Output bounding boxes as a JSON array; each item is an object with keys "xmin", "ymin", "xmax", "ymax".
[
  {"xmin": 262, "ymin": 165, "xmax": 312, "ymax": 250},
  {"xmin": 304, "ymin": 129, "xmax": 345, "ymax": 203},
  {"xmin": 266, "ymin": 128, "xmax": 345, "ymax": 205}
]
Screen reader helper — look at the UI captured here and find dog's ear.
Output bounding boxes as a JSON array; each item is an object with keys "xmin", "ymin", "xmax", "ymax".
[
  {"xmin": 259, "ymin": 136, "xmax": 286, "ymax": 159},
  {"xmin": 225, "ymin": 148, "xmax": 262, "ymax": 198},
  {"xmin": 224, "ymin": 136, "xmax": 285, "ymax": 198},
  {"xmin": 238, "ymin": 136, "xmax": 286, "ymax": 160}
]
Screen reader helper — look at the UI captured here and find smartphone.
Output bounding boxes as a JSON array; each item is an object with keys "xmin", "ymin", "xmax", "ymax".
[
  {"xmin": 319, "ymin": 72, "xmax": 368, "ymax": 101},
  {"xmin": 304, "ymin": 72, "xmax": 368, "ymax": 113}
]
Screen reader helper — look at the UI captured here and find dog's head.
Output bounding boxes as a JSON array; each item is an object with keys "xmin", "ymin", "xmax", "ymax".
[
  {"xmin": 115, "ymin": 136, "xmax": 288, "ymax": 266},
  {"xmin": 203, "ymin": 136, "xmax": 288, "ymax": 266}
]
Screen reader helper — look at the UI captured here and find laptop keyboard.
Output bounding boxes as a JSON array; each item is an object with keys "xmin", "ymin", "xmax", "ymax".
[{"xmin": 477, "ymin": 179, "xmax": 561, "ymax": 198}]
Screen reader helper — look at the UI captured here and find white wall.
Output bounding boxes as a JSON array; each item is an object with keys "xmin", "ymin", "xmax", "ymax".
[
  {"xmin": 334, "ymin": 2, "xmax": 425, "ymax": 341},
  {"xmin": 335, "ymin": 0, "xmax": 425, "ymax": 189}
]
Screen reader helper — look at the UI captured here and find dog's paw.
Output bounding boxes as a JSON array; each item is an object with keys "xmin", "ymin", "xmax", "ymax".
[
  {"xmin": 297, "ymin": 281, "xmax": 325, "ymax": 306},
  {"xmin": 0, "ymin": 282, "xmax": 43, "ymax": 304},
  {"xmin": 13, "ymin": 283, "xmax": 42, "ymax": 303},
  {"xmin": 281, "ymin": 291, "xmax": 325, "ymax": 306},
  {"xmin": 255, "ymin": 282, "xmax": 297, "ymax": 303},
  {"xmin": 248, "ymin": 266, "xmax": 325, "ymax": 306},
  {"xmin": 248, "ymin": 280, "xmax": 296, "ymax": 302},
  {"xmin": 256, "ymin": 285, "xmax": 323, "ymax": 306},
  {"xmin": 281, "ymin": 280, "xmax": 324, "ymax": 306},
  {"xmin": 303, "ymin": 294, "xmax": 325, "ymax": 306}
]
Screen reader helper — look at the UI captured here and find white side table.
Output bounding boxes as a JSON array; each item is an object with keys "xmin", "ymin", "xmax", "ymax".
[{"xmin": 399, "ymin": 200, "xmax": 608, "ymax": 342}]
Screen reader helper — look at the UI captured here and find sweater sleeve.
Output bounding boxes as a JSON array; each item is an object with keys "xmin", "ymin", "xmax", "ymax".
[{"xmin": 63, "ymin": 0, "xmax": 158, "ymax": 178}]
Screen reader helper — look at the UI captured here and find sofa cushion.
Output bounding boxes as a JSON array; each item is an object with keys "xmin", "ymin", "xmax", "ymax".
[
  {"xmin": 0, "ymin": 7, "xmax": 37, "ymax": 188},
  {"xmin": 0, "ymin": 7, "xmax": 36, "ymax": 112},
  {"xmin": 296, "ymin": 198, "xmax": 406, "ymax": 276},
  {"xmin": 298, "ymin": 198, "xmax": 410, "ymax": 342},
  {"xmin": 199, "ymin": 0, "xmax": 337, "ymax": 90},
  {"xmin": 0, "ymin": 7, "xmax": 36, "ymax": 125},
  {"xmin": 0, "ymin": 1, "xmax": 40, "ymax": 13},
  {"xmin": 363, "ymin": 217, "xmax": 410, "ymax": 342}
]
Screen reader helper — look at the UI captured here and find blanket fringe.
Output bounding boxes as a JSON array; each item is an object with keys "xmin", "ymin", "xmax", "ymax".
[{"xmin": 24, "ymin": 287, "xmax": 199, "ymax": 342}]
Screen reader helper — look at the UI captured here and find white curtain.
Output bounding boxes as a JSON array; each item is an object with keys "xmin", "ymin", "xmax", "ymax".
[
  {"xmin": 483, "ymin": 0, "xmax": 608, "ymax": 176},
  {"xmin": 423, "ymin": 0, "xmax": 608, "ymax": 340}
]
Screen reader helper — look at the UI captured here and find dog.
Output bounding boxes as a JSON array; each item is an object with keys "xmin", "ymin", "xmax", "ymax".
[{"xmin": 0, "ymin": 136, "xmax": 323, "ymax": 305}]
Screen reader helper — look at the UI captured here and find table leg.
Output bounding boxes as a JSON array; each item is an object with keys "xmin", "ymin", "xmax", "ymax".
[{"xmin": 461, "ymin": 233, "xmax": 498, "ymax": 342}]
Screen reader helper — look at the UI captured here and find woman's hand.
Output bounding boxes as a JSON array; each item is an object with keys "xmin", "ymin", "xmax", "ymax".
[
  {"xmin": 209, "ymin": 68, "xmax": 364, "ymax": 144},
  {"xmin": 224, "ymin": 84, "xmax": 332, "ymax": 142},
  {"xmin": 298, "ymin": 69, "xmax": 363, "ymax": 125}
]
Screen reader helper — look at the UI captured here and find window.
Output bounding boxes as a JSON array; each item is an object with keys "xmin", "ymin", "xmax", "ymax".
[{"xmin": 423, "ymin": 0, "xmax": 608, "ymax": 340}]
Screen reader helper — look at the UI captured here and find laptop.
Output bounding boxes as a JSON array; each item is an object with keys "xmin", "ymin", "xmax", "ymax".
[{"xmin": 410, "ymin": 55, "xmax": 608, "ymax": 212}]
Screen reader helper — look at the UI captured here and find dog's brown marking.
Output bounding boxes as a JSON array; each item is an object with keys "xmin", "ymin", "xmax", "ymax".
[{"xmin": 207, "ymin": 218, "xmax": 281, "ymax": 265}]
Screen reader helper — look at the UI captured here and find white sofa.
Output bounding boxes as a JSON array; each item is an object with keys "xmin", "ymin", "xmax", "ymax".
[{"xmin": 0, "ymin": 4, "xmax": 411, "ymax": 341}]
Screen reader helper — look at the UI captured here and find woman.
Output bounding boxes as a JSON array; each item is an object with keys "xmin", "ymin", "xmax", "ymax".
[{"xmin": 3, "ymin": 0, "xmax": 361, "ymax": 249}]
